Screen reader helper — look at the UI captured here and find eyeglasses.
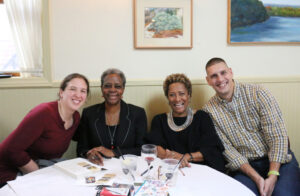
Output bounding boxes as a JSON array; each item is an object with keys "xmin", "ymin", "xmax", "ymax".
[{"xmin": 102, "ymin": 84, "xmax": 123, "ymax": 89}]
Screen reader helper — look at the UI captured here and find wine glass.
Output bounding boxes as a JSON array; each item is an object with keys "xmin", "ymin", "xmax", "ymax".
[{"xmin": 141, "ymin": 144, "xmax": 157, "ymax": 180}]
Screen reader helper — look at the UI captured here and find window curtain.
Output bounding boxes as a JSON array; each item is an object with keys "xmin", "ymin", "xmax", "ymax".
[{"xmin": 4, "ymin": 0, "xmax": 43, "ymax": 77}]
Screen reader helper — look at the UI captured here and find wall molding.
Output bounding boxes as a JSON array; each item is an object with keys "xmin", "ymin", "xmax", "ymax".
[
  {"xmin": 1, "ymin": 75, "xmax": 299, "ymax": 89},
  {"xmin": 52, "ymin": 75, "xmax": 300, "ymax": 87}
]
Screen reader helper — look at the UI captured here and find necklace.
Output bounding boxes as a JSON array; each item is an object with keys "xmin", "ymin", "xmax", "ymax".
[
  {"xmin": 107, "ymin": 125, "xmax": 117, "ymax": 150},
  {"xmin": 105, "ymin": 111, "xmax": 120, "ymax": 149},
  {"xmin": 167, "ymin": 107, "xmax": 194, "ymax": 132},
  {"xmin": 58, "ymin": 101, "xmax": 73, "ymax": 130}
]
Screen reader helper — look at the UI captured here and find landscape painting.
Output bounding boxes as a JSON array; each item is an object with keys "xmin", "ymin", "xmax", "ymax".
[
  {"xmin": 228, "ymin": 0, "xmax": 300, "ymax": 43},
  {"xmin": 144, "ymin": 8, "xmax": 183, "ymax": 39},
  {"xmin": 134, "ymin": 0, "xmax": 192, "ymax": 48}
]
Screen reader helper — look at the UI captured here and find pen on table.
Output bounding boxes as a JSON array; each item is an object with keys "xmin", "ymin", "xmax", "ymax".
[
  {"xmin": 174, "ymin": 154, "xmax": 185, "ymax": 172},
  {"xmin": 140, "ymin": 165, "xmax": 153, "ymax": 176}
]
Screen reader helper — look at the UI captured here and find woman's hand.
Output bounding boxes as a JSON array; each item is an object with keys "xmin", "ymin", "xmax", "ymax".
[
  {"xmin": 180, "ymin": 154, "xmax": 191, "ymax": 168},
  {"xmin": 157, "ymin": 146, "xmax": 167, "ymax": 159},
  {"xmin": 86, "ymin": 147, "xmax": 104, "ymax": 166},
  {"xmin": 165, "ymin": 149, "xmax": 191, "ymax": 168},
  {"xmin": 18, "ymin": 159, "xmax": 39, "ymax": 174}
]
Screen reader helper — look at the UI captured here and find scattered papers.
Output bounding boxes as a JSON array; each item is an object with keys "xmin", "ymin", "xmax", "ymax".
[{"xmin": 134, "ymin": 180, "xmax": 169, "ymax": 196}]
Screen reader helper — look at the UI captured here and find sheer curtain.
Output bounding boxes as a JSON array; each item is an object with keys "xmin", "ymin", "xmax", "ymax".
[{"xmin": 4, "ymin": 0, "xmax": 43, "ymax": 77}]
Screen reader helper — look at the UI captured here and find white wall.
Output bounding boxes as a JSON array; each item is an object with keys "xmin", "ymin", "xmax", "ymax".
[{"xmin": 49, "ymin": 0, "xmax": 300, "ymax": 81}]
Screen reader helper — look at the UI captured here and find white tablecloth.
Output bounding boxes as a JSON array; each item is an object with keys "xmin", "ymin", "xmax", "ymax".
[{"xmin": 0, "ymin": 157, "xmax": 255, "ymax": 196}]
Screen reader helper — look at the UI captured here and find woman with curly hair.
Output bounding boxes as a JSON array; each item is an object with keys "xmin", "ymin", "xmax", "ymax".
[{"xmin": 146, "ymin": 73, "xmax": 225, "ymax": 172}]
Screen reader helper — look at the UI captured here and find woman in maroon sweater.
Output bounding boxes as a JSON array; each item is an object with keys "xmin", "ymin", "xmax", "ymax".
[{"xmin": 0, "ymin": 73, "xmax": 89, "ymax": 187}]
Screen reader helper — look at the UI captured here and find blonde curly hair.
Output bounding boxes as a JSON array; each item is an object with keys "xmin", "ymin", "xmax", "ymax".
[{"xmin": 163, "ymin": 73, "xmax": 192, "ymax": 97}]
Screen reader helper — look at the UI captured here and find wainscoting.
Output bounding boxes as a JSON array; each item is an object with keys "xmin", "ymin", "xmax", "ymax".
[{"xmin": 1, "ymin": 77, "xmax": 299, "ymax": 161}]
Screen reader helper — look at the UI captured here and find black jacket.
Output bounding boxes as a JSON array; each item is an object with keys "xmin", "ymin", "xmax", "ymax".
[{"xmin": 74, "ymin": 100, "xmax": 147, "ymax": 157}]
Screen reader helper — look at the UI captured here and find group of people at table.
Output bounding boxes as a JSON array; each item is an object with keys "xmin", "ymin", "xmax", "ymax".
[{"xmin": 0, "ymin": 57, "xmax": 299, "ymax": 196}]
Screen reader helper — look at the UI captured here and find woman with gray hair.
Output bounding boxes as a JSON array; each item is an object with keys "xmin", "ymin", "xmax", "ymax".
[{"xmin": 74, "ymin": 68, "xmax": 147, "ymax": 166}]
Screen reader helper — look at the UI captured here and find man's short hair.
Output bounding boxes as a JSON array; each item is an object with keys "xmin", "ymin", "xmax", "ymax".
[{"xmin": 205, "ymin": 57, "xmax": 227, "ymax": 70}]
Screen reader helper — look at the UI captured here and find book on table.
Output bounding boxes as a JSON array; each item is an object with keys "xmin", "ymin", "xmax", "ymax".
[
  {"xmin": 54, "ymin": 157, "xmax": 103, "ymax": 179},
  {"xmin": 54, "ymin": 158, "xmax": 117, "ymax": 186}
]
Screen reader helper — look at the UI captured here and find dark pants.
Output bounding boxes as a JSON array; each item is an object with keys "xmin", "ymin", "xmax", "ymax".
[{"xmin": 230, "ymin": 150, "xmax": 300, "ymax": 196}]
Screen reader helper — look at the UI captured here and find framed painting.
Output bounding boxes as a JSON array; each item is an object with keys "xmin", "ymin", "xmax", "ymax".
[
  {"xmin": 228, "ymin": 0, "xmax": 300, "ymax": 44},
  {"xmin": 134, "ymin": 0, "xmax": 193, "ymax": 48}
]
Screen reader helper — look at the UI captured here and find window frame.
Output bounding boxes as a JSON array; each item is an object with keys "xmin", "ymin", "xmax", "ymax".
[{"xmin": 0, "ymin": 0, "xmax": 52, "ymax": 88}]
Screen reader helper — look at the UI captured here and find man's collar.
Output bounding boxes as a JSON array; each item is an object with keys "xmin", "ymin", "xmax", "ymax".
[{"xmin": 216, "ymin": 80, "xmax": 240, "ymax": 103}]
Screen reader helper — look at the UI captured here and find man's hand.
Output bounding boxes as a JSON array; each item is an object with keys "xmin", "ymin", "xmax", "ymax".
[
  {"xmin": 253, "ymin": 175, "xmax": 265, "ymax": 196},
  {"xmin": 263, "ymin": 174, "xmax": 278, "ymax": 196},
  {"xmin": 240, "ymin": 163, "xmax": 265, "ymax": 196}
]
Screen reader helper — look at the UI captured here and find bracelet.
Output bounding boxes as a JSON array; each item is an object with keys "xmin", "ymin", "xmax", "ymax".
[
  {"xmin": 189, "ymin": 153, "xmax": 193, "ymax": 162},
  {"xmin": 268, "ymin": 170, "xmax": 280, "ymax": 176}
]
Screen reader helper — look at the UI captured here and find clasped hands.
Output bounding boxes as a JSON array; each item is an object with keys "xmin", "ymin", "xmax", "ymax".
[
  {"xmin": 86, "ymin": 146, "xmax": 115, "ymax": 166},
  {"xmin": 255, "ymin": 174, "xmax": 278, "ymax": 196}
]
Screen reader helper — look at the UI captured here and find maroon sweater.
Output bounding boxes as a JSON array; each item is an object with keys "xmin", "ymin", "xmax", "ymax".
[{"xmin": 0, "ymin": 101, "xmax": 80, "ymax": 183}]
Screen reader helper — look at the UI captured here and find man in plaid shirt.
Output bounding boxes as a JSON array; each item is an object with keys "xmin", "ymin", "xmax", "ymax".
[{"xmin": 203, "ymin": 57, "xmax": 300, "ymax": 196}]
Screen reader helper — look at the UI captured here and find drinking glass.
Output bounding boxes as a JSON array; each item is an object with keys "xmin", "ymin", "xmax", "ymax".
[
  {"xmin": 121, "ymin": 154, "xmax": 137, "ymax": 181},
  {"xmin": 141, "ymin": 144, "xmax": 157, "ymax": 180},
  {"xmin": 161, "ymin": 158, "xmax": 178, "ymax": 186}
]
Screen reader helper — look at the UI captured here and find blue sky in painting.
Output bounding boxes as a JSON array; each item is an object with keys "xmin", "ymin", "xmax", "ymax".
[{"xmin": 260, "ymin": 0, "xmax": 300, "ymax": 6}]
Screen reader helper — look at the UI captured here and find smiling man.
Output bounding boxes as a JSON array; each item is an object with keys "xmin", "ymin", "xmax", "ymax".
[{"xmin": 203, "ymin": 57, "xmax": 300, "ymax": 196}]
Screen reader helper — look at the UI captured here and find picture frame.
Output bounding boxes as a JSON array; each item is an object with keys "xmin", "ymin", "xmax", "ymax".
[
  {"xmin": 228, "ymin": 0, "xmax": 300, "ymax": 44},
  {"xmin": 134, "ymin": 0, "xmax": 193, "ymax": 49}
]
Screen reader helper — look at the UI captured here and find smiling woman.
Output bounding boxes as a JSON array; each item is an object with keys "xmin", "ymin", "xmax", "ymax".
[
  {"xmin": 0, "ymin": 73, "xmax": 89, "ymax": 186},
  {"xmin": 146, "ymin": 73, "xmax": 226, "ymax": 172},
  {"xmin": 74, "ymin": 68, "xmax": 147, "ymax": 167}
]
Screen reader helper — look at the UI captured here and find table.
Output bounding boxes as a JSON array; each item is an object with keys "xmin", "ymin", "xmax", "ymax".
[{"xmin": 0, "ymin": 157, "xmax": 255, "ymax": 196}]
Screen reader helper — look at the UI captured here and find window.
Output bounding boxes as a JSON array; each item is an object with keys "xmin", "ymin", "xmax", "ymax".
[
  {"xmin": 0, "ymin": 1, "xmax": 20, "ymax": 75},
  {"xmin": 0, "ymin": 0, "xmax": 51, "ymax": 87}
]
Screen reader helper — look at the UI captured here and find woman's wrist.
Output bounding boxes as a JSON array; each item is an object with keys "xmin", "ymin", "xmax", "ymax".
[{"xmin": 188, "ymin": 152, "xmax": 193, "ymax": 162}]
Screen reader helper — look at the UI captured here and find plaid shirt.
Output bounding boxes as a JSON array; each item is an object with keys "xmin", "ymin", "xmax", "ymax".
[{"xmin": 203, "ymin": 81, "xmax": 291, "ymax": 171}]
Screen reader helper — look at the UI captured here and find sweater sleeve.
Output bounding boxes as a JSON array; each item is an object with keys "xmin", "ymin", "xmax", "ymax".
[{"xmin": 3, "ymin": 105, "xmax": 47, "ymax": 167}]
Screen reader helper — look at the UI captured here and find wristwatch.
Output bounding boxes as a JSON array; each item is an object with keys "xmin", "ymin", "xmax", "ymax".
[{"xmin": 189, "ymin": 153, "xmax": 193, "ymax": 162}]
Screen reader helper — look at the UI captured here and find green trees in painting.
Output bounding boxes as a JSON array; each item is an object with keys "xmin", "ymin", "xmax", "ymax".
[
  {"xmin": 266, "ymin": 6, "xmax": 300, "ymax": 17},
  {"xmin": 148, "ymin": 12, "xmax": 182, "ymax": 33},
  {"xmin": 231, "ymin": 0, "xmax": 269, "ymax": 29},
  {"xmin": 145, "ymin": 8, "xmax": 183, "ymax": 38}
]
